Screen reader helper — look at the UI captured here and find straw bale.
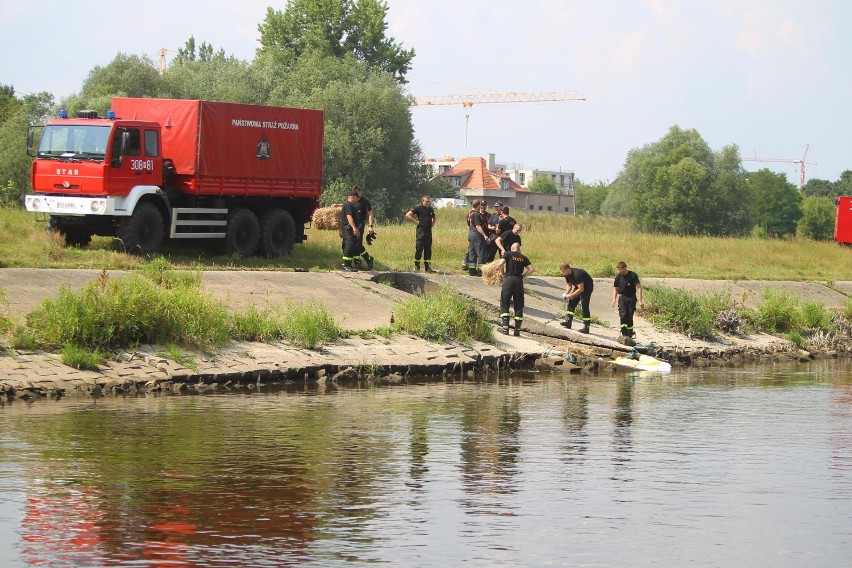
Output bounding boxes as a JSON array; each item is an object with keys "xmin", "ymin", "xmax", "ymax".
[
  {"xmin": 481, "ymin": 259, "xmax": 504, "ymax": 285},
  {"xmin": 312, "ymin": 205, "xmax": 342, "ymax": 230}
]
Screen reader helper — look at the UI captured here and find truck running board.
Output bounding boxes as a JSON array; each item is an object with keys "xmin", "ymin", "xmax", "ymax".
[{"xmin": 170, "ymin": 207, "xmax": 228, "ymax": 239}]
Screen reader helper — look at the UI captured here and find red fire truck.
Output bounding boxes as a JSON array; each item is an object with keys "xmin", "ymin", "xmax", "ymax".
[
  {"xmin": 25, "ymin": 98, "xmax": 324, "ymax": 256},
  {"xmin": 836, "ymin": 196, "xmax": 852, "ymax": 245}
]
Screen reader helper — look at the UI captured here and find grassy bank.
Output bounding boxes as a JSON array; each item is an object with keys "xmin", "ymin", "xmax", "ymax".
[{"xmin": 2, "ymin": 207, "xmax": 851, "ymax": 280}]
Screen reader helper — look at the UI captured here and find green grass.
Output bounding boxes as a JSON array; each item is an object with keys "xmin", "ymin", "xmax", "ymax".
[
  {"xmin": 61, "ymin": 344, "xmax": 106, "ymax": 370},
  {"xmin": 157, "ymin": 343, "xmax": 199, "ymax": 371},
  {"xmin": 2, "ymin": 206, "xmax": 851, "ymax": 280},
  {"xmin": 25, "ymin": 269, "xmax": 233, "ymax": 351},
  {"xmin": 278, "ymin": 300, "xmax": 343, "ymax": 349},
  {"xmin": 393, "ymin": 285, "xmax": 493, "ymax": 344},
  {"xmin": 644, "ymin": 285, "xmax": 732, "ymax": 339}
]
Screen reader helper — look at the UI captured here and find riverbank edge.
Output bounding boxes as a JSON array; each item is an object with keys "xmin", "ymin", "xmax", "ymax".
[
  {"xmin": 2, "ymin": 323, "xmax": 847, "ymax": 403},
  {"xmin": 2, "ymin": 270, "xmax": 851, "ymax": 402}
]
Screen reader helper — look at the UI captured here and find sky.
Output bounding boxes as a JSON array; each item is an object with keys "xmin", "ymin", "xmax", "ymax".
[{"xmin": 4, "ymin": 0, "xmax": 851, "ymax": 185}]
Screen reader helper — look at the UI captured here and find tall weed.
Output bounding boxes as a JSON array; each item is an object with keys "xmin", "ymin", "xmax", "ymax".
[
  {"xmin": 394, "ymin": 285, "xmax": 493, "ymax": 344},
  {"xmin": 799, "ymin": 300, "xmax": 832, "ymax": 330},
  {"xmin": 279, "ymin": 300, "xmax": 342, "ymax": 349},
  {"xmin": 754, "ymin": 288, "xmax": 802, "ymax": 333},
  {"xmin": 26, "ymin": 269, "xmax": 231, "ymax": 350},
  {"xmin": 644, "ymin": 285, "xmax": 726, "ymax": 339}
]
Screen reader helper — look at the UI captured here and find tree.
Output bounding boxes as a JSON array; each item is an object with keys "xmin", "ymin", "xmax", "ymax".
[
  {"xmin": 837, "ymin": 170, "xmax": 852, "ymax": 197},
  {"xmin": 77, "ymin": 53, "xmax": 163, "ymax": 101},
  {"xmin": 527, "ymin": 174, "xmax": 558, "ymax": 194},
  {"xmin": 425, "ymin": 177, "xmax": 457, "ymax": 199},
  {"xmin": 256, "ymin": 0, "xmax": 414, "ymax": 83},
  {"xmin": 175, "ymin": 36, "xmax": 225, "ymax": 64},
  {"xmin": 267, "ymin": 53, "xmax": 424, "ymax": 218},
  {"xmin": 162, "ymin": 40, "xmax": 264, "ymax": 104},
  {"xmin": 802, "ymin": 178, "xmax": 836, "ymax": 198},
  {"xmin": 604, "ymin": 126, "xmax": 754, "ymax": 235},
  {"xmin": 0, "ymin": 91, "xmax": 54, "ymax": 207},
  {"xmin": 797, "ymin": 196, "xmax": 836, "ymax": 241},
  {"xmin": 748, "ymin": 169, "xmax": 802, "ymax": 237},
  {"xmin": 574, "ymin": 179, "xmax": 609, "ymax": 215},
  {"xmin": 707, "ymin": 144, "xmax": 753, "ymax": 236}
]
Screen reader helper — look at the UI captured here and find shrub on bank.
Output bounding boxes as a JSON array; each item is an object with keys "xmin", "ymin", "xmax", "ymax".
[
  {"xmin": 25, "ymin": 269, "xmax": 232, "ymax": 351},
  {"xmin": 18, "ymin": 262, "xmax": 347, "ymax": 355},
  {"xmin": 393, "ymin": 285, "xmax": 493, "ymax": 344},
  {"xmin": 752, "ymin": 288, "xmax": 803, "ymax": 333},
  {"xmin": 279, "ymin": 301, "xmax": 343, "ymax": 349},
  {"xmin": 644, "ymin": 285, "xmax": 732, "ymax": 339},
  {"xmin": 0, "ymin": 288, "xmax": 11, "ymax": 337},
  {"xmin": 644, "ymin": 284, "xmax": 848, "ymax": 347}
]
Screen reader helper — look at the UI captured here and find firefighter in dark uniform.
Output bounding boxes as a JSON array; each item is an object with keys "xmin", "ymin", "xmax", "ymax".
[
  {"xmin": 466, "ymin": 200, "xmax": 489, "ymax": 276},
  {"xmin": 611, "ymin": 261, "xmax": 644, "ymax": 345},
  {"xmin": 405, "ymin": 195, "xmax": 436, "ymax": 272},
  {"xmin": 485, "ymin": 202, "xmax": 503, "ymax": 262},
  {"xmin": 495, "ymin": 222, "xmax": 523, "ymax": 258},
  {"xmin": 559, "ymin": 263, "xmax": 594, "ymax": 333},
  {"xmin": 497, "ymin": 242, "xmax": 534, "ymax": 336},
  {"xmin": 353, "ymin": 185, "xmax": 375, "ymax": 270},
  {"xmin": 460, "ymin": 200, "xmax": 480, "ymax": 272},
  {"xmin": 340, "ymin": 190, "xmax": 361, "ymax": 272}
]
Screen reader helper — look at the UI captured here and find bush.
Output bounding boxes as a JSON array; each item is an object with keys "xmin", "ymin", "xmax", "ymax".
[
  {"xmin": 800, "ymin": 300, "xmax": 832, "ymax": 330},
  {"xmin": 0, "ymin": 287, "xmax": 10, "ymax": 336},
  {"xmin": 644, "ymin": 285, "xmax": 722, "ymax": 339},
  {"xmin": 394, "ymin": 285, "xmax": 493, "ymax": 344},
  {"xmin": 25, "ymin": 268, "xmax": 231, "ymax": 351},
  {"xmin": 61, "ymin": 344, "xmax": 106, "ymax": 370},
  {"xmin": 753, "ymin": 288, "xmax": 801, "ymax": 333},
  {"xmin": 279, "ymin": 300, "xmax": 343, "ymax": 349},
  {"xmin": 797, "ymin": 196, "xmax": 836, "ymax": 241}
]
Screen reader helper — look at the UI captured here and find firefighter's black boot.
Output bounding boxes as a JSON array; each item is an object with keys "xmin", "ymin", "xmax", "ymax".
[
  {"xmin": 498, "ymin": 316, "xmax": 510, "ymax": 335},
  {"xmin": 513, "ymin": 319, "xmax": 522, "ymax": 337},
  {"xmin": 560, "ymin": 314, "xmax": 573, "ymax": 329},
  {"xmin": 579, "ymin": 322, "xmax": 590, "ymax": 334}
]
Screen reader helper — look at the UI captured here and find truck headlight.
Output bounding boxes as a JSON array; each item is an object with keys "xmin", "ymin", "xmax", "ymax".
[
  {"xmin": 90, "ymin": 200, "xmax": 105, "ymax": 213},
  {"xmin": 28, "ymin": 197, "xmax": 42, "ymax": 211}
]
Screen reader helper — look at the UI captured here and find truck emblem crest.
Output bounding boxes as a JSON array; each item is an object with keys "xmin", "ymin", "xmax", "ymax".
[{"xmin": 256, "ymin": 135, "xmax": 271, "ymax": 160}]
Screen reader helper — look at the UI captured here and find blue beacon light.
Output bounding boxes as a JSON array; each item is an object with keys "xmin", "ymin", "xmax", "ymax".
[{"xmin": 58, "ymin": 108, "xmax": 69, "ymax": 119}]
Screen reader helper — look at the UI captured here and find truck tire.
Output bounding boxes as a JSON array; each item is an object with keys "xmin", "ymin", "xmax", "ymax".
[
  {"xmin": 49, "ymin": 216, "xmax": 92, "ymax": 248},
  {"xmin": 117, "ymin": 202, "xmax": 165, "ymax": 255},
  {"xmin": 260, "ymin": 209, "xmax": 296, "ymax": 258},
  {"xmin": 224, "ymin": 208, "xmax": 260, "ymax": 257}
]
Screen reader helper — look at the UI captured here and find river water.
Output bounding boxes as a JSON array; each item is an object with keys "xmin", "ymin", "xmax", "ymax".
[{"xmin": 1, "ymin": 359, "xmax": 851, "ymax": 567}]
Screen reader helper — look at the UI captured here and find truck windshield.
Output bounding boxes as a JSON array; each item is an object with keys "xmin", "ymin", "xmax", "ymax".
[{"xmin": 37, "ymin": 125, "xmax": 111, "ymax": 161}]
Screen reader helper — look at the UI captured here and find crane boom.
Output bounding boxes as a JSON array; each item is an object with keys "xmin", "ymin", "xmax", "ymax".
[
  {"xmin": 412, "ymin": 91, "xmax": 586, "ymax": 107},
  {"xmin": 742, "ymin": 144, "xmax": 814, "ymax": 189}
]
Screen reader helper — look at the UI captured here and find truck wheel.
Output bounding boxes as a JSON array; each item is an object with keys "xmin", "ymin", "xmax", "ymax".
[
  {"xmin": 224, "ymin": 208, "xmax": 260, "ymax": 257},
  {"xmin": 260, "ymin": 209, "xmax": 296, "ymax": 258},
  {"xmin": 117, "ymin": 202, "xmax": 165, "ymax": 255},
  {"xmin": 49, "ymin": 216, "xmax": 93, "ymax": 248}
]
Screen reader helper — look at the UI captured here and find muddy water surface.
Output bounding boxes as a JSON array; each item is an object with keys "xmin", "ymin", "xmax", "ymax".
[{"xmin": 1, "ymin": 359, "xmax": 851, "ymax": 566}]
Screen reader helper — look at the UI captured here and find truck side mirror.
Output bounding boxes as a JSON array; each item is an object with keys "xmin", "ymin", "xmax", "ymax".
[{"xmin": 26, "ymin": 129, "xmax": 34, "ymax": 157}]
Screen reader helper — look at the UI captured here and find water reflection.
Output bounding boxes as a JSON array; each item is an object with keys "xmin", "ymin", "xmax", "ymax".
[{"xmin": 1, "ymin": 359, "xmax": 851, "ymax": 566}]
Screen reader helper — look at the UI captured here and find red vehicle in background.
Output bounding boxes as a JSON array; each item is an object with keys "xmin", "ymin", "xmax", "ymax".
[
  {"xmin": 836, "ymin": 196, "xmax": 852, "ymax": 245},
  {"xmin": 25, "ymin": 98, "xmax": 324, "ymax": 256}
]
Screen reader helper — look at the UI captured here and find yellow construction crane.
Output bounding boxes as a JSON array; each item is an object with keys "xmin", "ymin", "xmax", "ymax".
[
  {"xmin": 742, "ymin": 144, "xmax": 815, "ymax": 189},
  {"xmin": 410, "ymin": 90, "xmax": 586, "ymax": 147}
]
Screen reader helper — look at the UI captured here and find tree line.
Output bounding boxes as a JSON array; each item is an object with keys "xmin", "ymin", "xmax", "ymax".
[
  {"xmin": 574, "ymin": 126, "xmax": 849, "ymax": 241},
  {"xmin": 0, "ymin": 0, "xmax": 847, "ymax": 240}
]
